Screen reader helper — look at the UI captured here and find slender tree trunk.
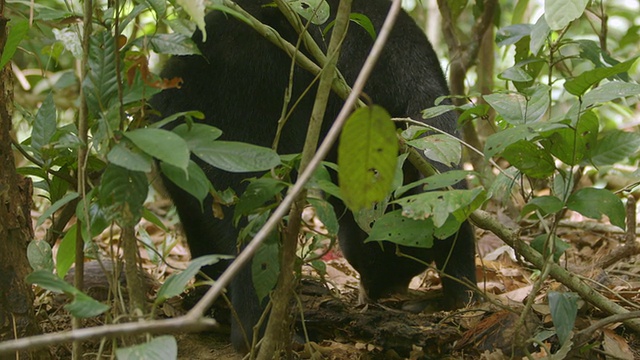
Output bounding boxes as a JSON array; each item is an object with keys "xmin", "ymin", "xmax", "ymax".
[{"xmin": 0, "ymin": 12, "xmax": 51, "ymax": 360}]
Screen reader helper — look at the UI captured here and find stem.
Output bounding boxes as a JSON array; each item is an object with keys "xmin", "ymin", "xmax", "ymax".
[
  {"xmin": 73, "ymin": 0, "xmax": 92, "ymax": 356},
  {"xmin": 257, "ymin": 1, "xmax": 352, "ymax": 357},
  {"xmin": 187, "ymin": 0, "xmax": 405, "ymax": 333}
]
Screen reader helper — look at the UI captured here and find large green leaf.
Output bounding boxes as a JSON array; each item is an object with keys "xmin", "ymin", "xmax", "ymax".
[
  {"xmin": 368, "ymin": 210, "xmax": 435, "ymax": 248},
  {"xmin": 99, "ymin": 164, "xmax": 148, "ymax": 226},
  {"xmin": 502, "ymin": 140, "xmax": 555, "ymax": 179},
  {"xmin": 107, "ymin": 141, "xmax": 154, "ymax": 173},
  {"xmin": 124, "ymin": 128, "xmax": 190, "ymax": 170},
  {"xmin": 83, "ymin": 31, "xmax": 118, "ymax": 116},
  {"xmin": 288, "ymin": 0, "xmax": 330, "ymax": 25},
  {"xmin": 407, "ymin": 134, "xmax": 461, "ymax": 167},
  {"xmin": 172, "ymin": 123, "xmax": 223, "ymax": 152},
  {"xmin": 36, "ymin": 192, "xmax": 79, "ymax": 227},
  {"xmin": 484, "ymin": 124, "xmax": 550, "ymax": 158},
  {"xmin": 26, "ymin": 270, "xmax": 110, "ymax": 318},
  {"xmin": 155, "ymin": 255, "xmax": 229, "ymax": 305},
  {"xmin": 589, "ymin": 130, "xmax": 640, "ymax": 166},
  {"xmin": 545, "ymin": 0, "xmax": 588, "ymax": 30},
  {"xmin": 177, "ymin": 0, "xmax": 207, "ymax": 40},
  {"xmin": 194, "ymin": 141, "xmax": 281, "ymax": 172},
  {"xmin": 483, "ymin": 84, "xmax": 549, "ymax": 125},
  {"xmin": 252, "ymin": 233, "xmax": 280, "ymax": 303},
  {"xmin": 393, "ymin": 188, "xmax": 485, "ymax": 228},
  {"xmin": 567, "ymin": 188, "xmax": 625, "ymax": 230},
  {"xmin": 160, "ymin": 160, "xmax": 211, "ymax": 206},
  {"xmin": 541, "ymin": 111, "xmax": 599, "ymax": 166},
  {"xmin": 234, "ymin": 178, "xmax": 288, "ymax": 224},
  {"xmin": 548, "ymin": 291, "xmax": 580, "ymax": 345},
  {"xmin": 115, "ymin": 336, "xmax": 177, "ymax": 360},
  {"xmin": 564, "ymin": 57, "xmax": 639, "ymax": 96},
  {"xmin": 27, "ymin": 240, "xmax": 54, "ymax": 273},
  {"xmin": 0, "ymin": 19, "xmax": 29, "ymax": 68},
  {"xmin": 133, "ymin": 33, "xmax": 200, "ymax": 55},
  {"xmin": 31, "ymin": 93, "xmax": 57, "ymax": 156},
  {"xmin": 338, "ymin": 105, "xmax": 398, "ymax": 211}
]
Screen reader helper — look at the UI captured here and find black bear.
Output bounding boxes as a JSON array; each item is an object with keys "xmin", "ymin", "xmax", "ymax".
[{"xmin": 150, "ymin": 0, "xmax": 477, "ymax": 352}]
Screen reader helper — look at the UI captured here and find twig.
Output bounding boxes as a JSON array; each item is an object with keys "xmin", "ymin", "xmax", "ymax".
[
  {"xmin": 470, "ymin": 209, "xmax": 640, "ymax": 332},
  {"xmin": 0, "ymin": 317, "xmax": 217, "ymax": 355}
]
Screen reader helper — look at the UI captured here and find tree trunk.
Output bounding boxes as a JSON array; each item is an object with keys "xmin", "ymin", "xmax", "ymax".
[{"xmin": 0, "ymin": 14, "xmax": 51, "ymax": 360}]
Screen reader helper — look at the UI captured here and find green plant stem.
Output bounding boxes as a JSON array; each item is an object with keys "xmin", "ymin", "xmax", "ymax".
[
  {"xmin": 73, "ymin": 0, "xmax": 92, "ymax": 357},
  {"xmin": 256, "ymin": 1, "xmax": 352, "ymax": 358}
]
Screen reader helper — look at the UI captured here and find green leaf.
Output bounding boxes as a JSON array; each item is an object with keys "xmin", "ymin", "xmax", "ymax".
[
  {"xmin": 530, "ymin": 234, "xmax": 570, "ymax": 262},
  {"xmin": 27, "ymin": 240, "xmax": 54, "ymax": 273},
  {"xmin": 234, "ymin": 178, "xmax": 287, "ymax": 224},
  {"xmin": 567, "ymin": 188, "xmax": 625, "ymax": 230},
  {"xmin": 395, "ymin": 170, "xmax": 471, "ymax": 198},
  {"xmin": 564, "ymin": 57, "xmax": 639, "ymax": 96},
  {"xmin": 49, "ymin": 175, "xmax": 70, "ymax": 204},
  {"xmin": 520, "ymin": 196, "xmax": 564, "ymax": 218},
  {"xmin": 483, "ymin": 85, "xmax": 549, "ymax": 125},
  {"xmin": 155, "ymin": 255, "xmax": 230, "ymax": 304},
  {"xmin": 499, "ymin": 65, "xmax": 533, "ymax": 82},
  {"xmin": 421, "ymin": 104, "xmax": 458, "ymax": 120},
  {"xmin": 143, "ymin": 208, "xmax": 169, "ymax": 232},
  {"xmin": 580, "ymin": 82, "xmax": 640, "ymax": 110},
  {"xmin": 160, "ymin": 160, "xmax": 211, "ymax": 207},
  {"xmin": 26, "ymin": 269, "xmax": 76, "ymax": 294},
  {"xmin": 502, "ymin": 140, "xmax": 555, "ymax": 179},
  {"xmin": 252, "ymin": 233, "xmax": 280, "ymax": 302},
  {"xmin": 137, "ymin": 0, "xmax": 166, "ymax": 18},
  {"xmin": 393, "ymin": 188, "xmax": 485, "ymax": 228},
  {"xmin": 348, "ymin": 13, "xmax": 376, "ymax": 39},
  {"xmin": 307, "ymin": 197, "xmax": 339, "ymax": 236},
  {"xmin": 56, "ymin": 224, "xmax": 77, "ymax": 279},
  {"xmin": 548, "ymin": 291, "xmax": 580, "ymax": 344},
  {"xmin": 172, "ymin": 123, "xmax": 223, "ymax": 151},
  {"xmin": 31, "ymin": 93, "xmax": 57, "ymax": 153},
  {"xmin": 133, "ymin": 33, "xmax": 201, "ymax": 55},
  {"xmin": 0, "ymin": 19, "xmax": 29, "ymax": 68},
  {"xmin": 575, "ymin": 40, "xmax": 622, "ymax": 70},
  {"xmin": 530, "ymin": 15, "xmax": 550, "ymax": 55},
  {"xmin": 484, "ymin": 125, "xmax": 539, "ymax": 158},
  {"xmin": 495, "ymin": 24, "xmax": 532, "ymax": 47},
  {"xmin": 149, "ymin": 110, "xmax": 205, "ymax": 129},
  {"xmin": 589, "ymin": 130, "xmax": 640, "ymax": 166},
  {"xmin": 75, "ymin": 201, "xmax": 109, "ymax": 244},
  {"xmin": 8, "ymin": 1, "xmax": 72, "ymax": 21},
  {"xmin": 83, "ymin": 31, "xmax": 118, "ymax": 116},
  {"xmin": 107, "ymin": 141, "xmax": 154, "ymax": 173},
  {"xmin": 177, "ymin": 0, "xmax": 207, "ymax": 41},
  {"xmin": 194, "ymin": 141, "xmax": 281, "ymax": 172},
  {"xmin": 36, "ymin": 192, "xmax": 79, "ymax": 227},
  {"xmin": 115, "ymin": 336, "xmax": 177, "ymax": 360},
  {"xmin": 99, "ymin": 165, "xmax": 148, "ymax": 226},
  {"xmin": 338, "ymin": 105, "xmax": 398, "ymax": 211},
  {"xmin": 65, "ymin": 293, "xmax": 110, "ymax": 318},
  {"xmin": 288, "ymin": 0, "xmax": 330, "ymax": 24},
  {"xmin": 541, "ymin": 111, "xmax": 599, "ymax": 166},
  {"xmin": 545, "ymin": 0, "xmax": 588, "ymax": 30},
  {"xmin": 124, "ymin": 128, "xmax": 190, "ymax": 171},
  {"xmin": 368, "ymin": 210, "xmax": 435, "ymax": 248},
  {"xmin": 407, "ymin": 134, "xmax": 461, "ymax": 167}
]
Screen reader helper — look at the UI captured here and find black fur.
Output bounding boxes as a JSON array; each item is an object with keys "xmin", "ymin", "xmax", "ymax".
[{"xmin": 150, "ymin": 0, "xmax": 476, "ymax": 352}]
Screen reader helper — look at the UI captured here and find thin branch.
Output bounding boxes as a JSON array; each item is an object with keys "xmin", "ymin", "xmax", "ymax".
[
  {"xmin": 470, "ymin": 209, "xmax": 640, "ymax": 333},
  {"xmin": 0, "ymin": 317, "xmax": 217, "ymax": 355}
]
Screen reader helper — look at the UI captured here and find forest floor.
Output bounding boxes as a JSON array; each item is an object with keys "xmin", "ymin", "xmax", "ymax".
[{"xmin": 31, "ymin": 197, "xmax": 640, "ymax": 359}]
